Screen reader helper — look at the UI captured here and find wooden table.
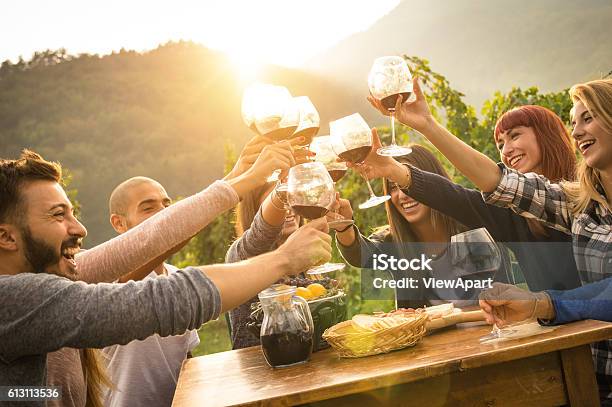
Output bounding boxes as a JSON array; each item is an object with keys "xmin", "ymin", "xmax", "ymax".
[{"xmin": 173, "ymin": 320, "xmax": 612, "ymax": 406}]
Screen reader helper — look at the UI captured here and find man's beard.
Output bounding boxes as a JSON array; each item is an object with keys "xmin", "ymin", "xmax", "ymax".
[{"xmin": 21, "ymin": 225, "xmax": 60, "ymax": 275}]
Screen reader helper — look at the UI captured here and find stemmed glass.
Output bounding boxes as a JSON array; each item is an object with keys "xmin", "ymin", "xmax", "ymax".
[
  {"xmin": 287, "ymin": 162, "xmax": 346, "ymax": 275},
  {"xmin": 241, "ymin": 83, "xmax": 300, "ymax": 181},
  {"xmin": 368, "ymin": 56, "xmax": 413, "ymax": 157},
  {"xmin": 450, "ymin": 228, "xmax": 517, "ymax": 342},
  {"xmin": 309, "ymin": 136, "xmax": 353, "ymax": 230},
  {"xmin": 330, "ymin": 113, "xmax": 391, "ymax": 209},
  {"xmin": 292, "ymin": 96, "xmax": 320, "ymax": 147}
]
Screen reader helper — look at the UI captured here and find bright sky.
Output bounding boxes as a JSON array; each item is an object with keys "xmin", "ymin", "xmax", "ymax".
[{"xmin": 1, "ymin": 0, "xmax": 399, "ymax": 70}]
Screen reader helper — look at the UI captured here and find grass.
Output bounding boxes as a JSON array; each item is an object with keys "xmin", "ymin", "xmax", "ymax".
[{"xmin": 192, "ymin": 314, "xmax": 232, "ymax": 357}]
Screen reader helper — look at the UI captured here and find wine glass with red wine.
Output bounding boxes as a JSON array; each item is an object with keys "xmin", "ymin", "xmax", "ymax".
[
  {"xmin": 292, "ymin": 96, "xmax": 320, "ymax": 147},
  {"xmin": 309, "ymin": 136, "xmax": 353, "ymax": 230},
  {"xmin": 330, "ymin": 113, "xmax": 391, "ymax": 209},
  {"xmin": 287, "ymin": 162, "xmax": 346, "ymax": 275},
  {"xmin": 241, "ymin": 82, "xmax": 266, "ymax": 134},
  {"xmin": 368, "ymin": 56, "xmax": 413, "ymax": 157},
  {"xmin": 242, "ymin": 83, "xmax": 300, "ymax": 181}
]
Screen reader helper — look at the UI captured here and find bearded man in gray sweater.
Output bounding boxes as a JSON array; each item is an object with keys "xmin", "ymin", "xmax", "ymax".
[{"xmin": 0, "ymin": 150, "xmax": 331, "ymax": 405}]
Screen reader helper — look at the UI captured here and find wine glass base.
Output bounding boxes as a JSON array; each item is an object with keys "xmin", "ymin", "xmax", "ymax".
[
  {"xmin": 359, "ymin": 195, "xmax": 391, "ymax": 209},
  {"xmin": 377, "ymin": 145, "xmax": 412, "ymax": 157},
  {"xmin": 306, "ymin": 263, "xmax": 346, "ymax": 275}
]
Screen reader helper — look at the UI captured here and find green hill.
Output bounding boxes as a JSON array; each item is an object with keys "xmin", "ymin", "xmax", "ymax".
[{"xmin": 0, "ymin": 42, "xmax": 362, "ymax": 245}]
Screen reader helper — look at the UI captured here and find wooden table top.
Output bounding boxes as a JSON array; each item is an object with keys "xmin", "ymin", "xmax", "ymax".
[{"xmin": 173, "ymin": 320, "xmax": 612, "ymax": 407}]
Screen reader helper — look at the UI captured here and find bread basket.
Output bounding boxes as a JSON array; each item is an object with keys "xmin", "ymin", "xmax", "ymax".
[{"xmin": 322, "ymin": 311, "xmax": 428, "ymax": 358}]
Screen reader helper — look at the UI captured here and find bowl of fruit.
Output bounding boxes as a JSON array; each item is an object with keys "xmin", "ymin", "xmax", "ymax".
[{"xmin": 246, "ymin": 275, "xmax": 347, "ymax": 352}]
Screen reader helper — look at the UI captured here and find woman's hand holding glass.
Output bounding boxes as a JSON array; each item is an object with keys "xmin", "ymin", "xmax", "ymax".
[
  {"xmin": 225, "ymin": 134, "xmax": 274, "ymax": 180},
  {"xmin": 326, "ymin": 196, "xmax": 357, "ymax": 246},
  {"xmin": 344, "ymin": 128, "xmax": 411, "ymax": 187},
  {"xmin": 368, "ymin": 77, "xmax": 437, "ymax": 135},
  {"xmin": 330, "ymin": 113, "xmax": 391, "ymax": 209}
]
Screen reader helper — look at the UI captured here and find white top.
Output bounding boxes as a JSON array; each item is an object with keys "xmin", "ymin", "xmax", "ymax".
[{"xmin": 102, "ymin": 264, "xmax": 200, "ymax": 407}]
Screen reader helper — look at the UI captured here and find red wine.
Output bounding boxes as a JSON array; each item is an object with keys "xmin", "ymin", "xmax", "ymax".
[
  {"xmin": 292, "ymin": 126, "xmax": 319, "ymax": 146},
  {"xmin": 291, "ymin": 205, "xmax": 329, "ymax": 220},
  {"xmin": 265, "ymin": 126, "xmax": 298, "ymax": 142},
  {"xmin": 338, "ymin": 146, "xmax": 372, "ymax": 164},
  {"xmin": 261, "ymin": 330, "xmax": 313, "ymax": 367},
  {"xmin": 381, "ymin": 92, "xmax": 412, "ymax": 110},
  {"xmin": 328, "ymin": 169, "xmax": 347, "ymax": 182}
]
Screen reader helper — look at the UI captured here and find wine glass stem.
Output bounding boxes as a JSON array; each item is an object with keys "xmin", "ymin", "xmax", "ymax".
[
  {"xmin": 390, "ymin": 111, "xmax": 397, "ymax": 146},
  {"xmin": 361, "ymin": 173, "xmax": 377, "ymax": 198}
]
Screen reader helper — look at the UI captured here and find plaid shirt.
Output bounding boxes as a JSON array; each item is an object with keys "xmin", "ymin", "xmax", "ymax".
[{"xmin": 483, "ymin": 165, "xmax": 612, "ymax": 382}]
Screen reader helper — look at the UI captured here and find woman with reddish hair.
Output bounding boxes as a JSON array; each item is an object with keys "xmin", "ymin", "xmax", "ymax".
[
  {"xmin": 357, "ymin": 103, "xmax": 581, "ymax": 292},
  {"xmin": 494, "ymin": 105, "xmax": 575, "ymax": 183}
]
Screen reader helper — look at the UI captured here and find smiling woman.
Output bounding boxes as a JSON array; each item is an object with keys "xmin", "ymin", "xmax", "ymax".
[{"xmin": 493, "ymin": 105, "xmax": 576, "ymax": 183}]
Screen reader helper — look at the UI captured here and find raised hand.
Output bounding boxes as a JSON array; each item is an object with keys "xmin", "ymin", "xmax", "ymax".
[
  {"xmin": 246, "ymin": 141, "xmax": 297, "ymax": 185},
  {"xmin": 326, "ymin": 194, "xmax": 353, "ymax": 223},
  {"xmin": 226, "ymin": 135, "xmax": 274, "ymax": 180},
  {"xmin": 343, "ymin": 129, "xmax": 411, "ymax": 186},
  {"xmin": 368, "ymin": 77, "xmax": 435, "ymax": 134},
  {"xmin": 276, "ymin": 218, "xmax": 332, "ymax": 276}
]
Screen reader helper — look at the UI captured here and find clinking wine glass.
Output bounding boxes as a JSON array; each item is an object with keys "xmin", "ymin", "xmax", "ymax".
[
  {"xmin": 330, "ymin": 113, "xmax": 391, "ymax": 209},
  {"xmin": 287, "ymin": 162, "xmax": 346, "ymax": 275},
  {"xmin": 241, "ymin": 83, "xmax": 300, "ymax": 182},
  {"xmin": 309, "ymin": 135, "xmax": 353, "ymax": 230},
  {"xmin": 241, "ymin": 82, "xmax": 267, "ymax": 134},
  {"xmin": 292, "ymin": 96, "xmax": 320, "ymax": 147},
  {"xmin": 368, "ymin": 56, "xmax": 413, "ymax": 157}
]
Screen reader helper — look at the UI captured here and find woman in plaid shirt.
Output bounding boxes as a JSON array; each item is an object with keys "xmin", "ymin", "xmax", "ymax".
[{"xmin": 369, "ymin": 78, "xmax": 612, "ymax": 402}]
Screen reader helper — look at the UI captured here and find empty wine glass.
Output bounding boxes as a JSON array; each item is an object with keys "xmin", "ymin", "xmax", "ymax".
[
  {"xmin": 292, "ymin": 96, "xmax": 320, "ymax": 147},
  {"xmin": 309, "ymin": 136, "xmax": 353, "ymax": 230},
  {"xmin": 368, "ymin": 56, "xmax": 413, "ymax": 157},
  {"xmin": 330, "ymin": 113, "xmax": 391, "ymax": 209},
  {"xmin": 287, "ymin": 162, "xmax": 346, "ymax": 275}
]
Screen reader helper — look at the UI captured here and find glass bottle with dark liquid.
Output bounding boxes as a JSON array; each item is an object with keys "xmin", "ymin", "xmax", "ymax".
[{"xmin": 258, "ymin": 284, "xmax": 314, "ymax": 368}]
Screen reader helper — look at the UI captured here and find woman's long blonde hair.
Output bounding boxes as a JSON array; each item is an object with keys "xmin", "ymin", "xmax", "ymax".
[
  {"xmin": 83, "ymin": 349, "xmax": 113, "ymax": 407},
  {"xmin": 562, "ymin": 79, "xmax": 612, "ymax": 214}
]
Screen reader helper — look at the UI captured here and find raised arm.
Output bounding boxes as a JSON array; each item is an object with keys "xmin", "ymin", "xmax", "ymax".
[
  {"xmin": 0, "ymin": 219, "xmax": 332, "ymax": 362},
  {"xmin": 355, "ymin": 131, "xmax": 522, "ymax": 241},
  {"xmin": 226, "ymin": 200, "xmax": 285, "ymax": 263},
  {"xmin": 76, "ymin": 141, "xmax": 298, "ymax": 284},
  {"xmin": 76, "ymin": 180, "xmax": 240, "ymax": 283},
  {"xmin": 368, "ymin": 78, "xmax": 502, "ymax": 192}
]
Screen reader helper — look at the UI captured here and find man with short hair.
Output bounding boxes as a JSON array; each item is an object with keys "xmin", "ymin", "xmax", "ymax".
[
  {"xmin": 103, "ymin": 176, "xmax": 198, "ymax": 407},
  {"xmin": 0, "ymin": 150, "xmax": 332, "ymax": 406}
]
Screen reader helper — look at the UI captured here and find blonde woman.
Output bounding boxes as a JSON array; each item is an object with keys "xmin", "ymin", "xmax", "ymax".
[{"xmin": 369, "ymin": 78, "xmax": 612, "ymax": 402}]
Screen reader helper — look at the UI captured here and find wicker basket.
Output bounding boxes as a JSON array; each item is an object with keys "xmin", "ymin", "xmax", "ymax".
[{"xmin": 322, "ymin": 312, "xmax": 428, "ymax": 358}]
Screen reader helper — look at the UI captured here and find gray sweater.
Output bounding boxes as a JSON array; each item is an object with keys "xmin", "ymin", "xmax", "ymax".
[
  {"xmin": 225, "ymin": 207, "xmax": 283, "ymax": 349},
  {"xmin": 0, "ymin": 267, "xmax": 220, "ymax": 404}
]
